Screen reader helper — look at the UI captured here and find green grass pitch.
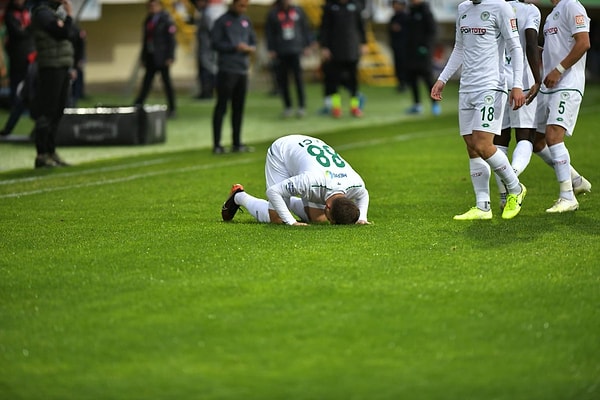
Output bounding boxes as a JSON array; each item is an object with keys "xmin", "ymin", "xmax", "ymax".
[{"xmin": 0, "ymin": 82, "xmax": 599, "ymax": 399}]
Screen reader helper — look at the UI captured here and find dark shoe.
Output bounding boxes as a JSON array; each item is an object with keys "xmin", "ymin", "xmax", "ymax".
[
  {"xmin": 50, "ymin": 153, "xmax": 70, "ymax": 167},
  {"xmin": 35, "ymin": 154, "xmax": 58, "ymax": 169},
  {"xmin": 213, "ymin": 146, "xmax": 226, "ymax": 155},
  {"xmin": 221, "ymin": 184, "xmax": 244, "ymax": 221},
  {"xmin": 232, "ymin": 144, "xmax": 255, "ymax": 153}
]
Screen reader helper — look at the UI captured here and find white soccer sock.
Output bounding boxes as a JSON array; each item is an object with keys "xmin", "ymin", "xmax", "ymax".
[
  {"xmin": 536, "ymin": 144, "xmax": 582, "ymax": 184},
  {"xmin": 486, "ymin": 150, "xmax": 520, "ymax": 194},
  {"xmin": 535, "ymin": 145, "xmax": 554, "ymax": 167},
  {"xmin": 494, "ymin": 145, "xmax": 509, "ymax": 195},
  {"xmin": 235, "ymin": 192, "xmax": 271, "ymax": 223},
  {"xmin": 512, "ymin": 140, "xmax": 533, "ymax": 176},
  {"xmin": 469, "ymin": 157, "xmax": 491, "ymax": 211},
  {"xmin": 548, "ymin": 143, "xmax": 574, "ymax": 200},
  {"xmin": 289, "ymin": 197, "xmax": 309, "ymax": 222}
]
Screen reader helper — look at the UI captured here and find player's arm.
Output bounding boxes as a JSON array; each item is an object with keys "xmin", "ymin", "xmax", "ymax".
[
  {"xmin": 431, "ymin": 18, "xmax": 463, "ymax": 101},
  {"xmin": 543, "ymin": 31, "xmax": 590, "ymax": 89},
  {"xmin": 525, "ymin": 27, "xmax": 542, "ymax": 104},
  {"xmin": 352, "ymin": 188, "xmax": 370, "ymax": 224},
  {"xmin": 505, "ymin": 35, "xmax": 525, "ymax": 110},
  {"xmin": 265, "ymin": 178, "xmax": 308, "ymax": 226}
]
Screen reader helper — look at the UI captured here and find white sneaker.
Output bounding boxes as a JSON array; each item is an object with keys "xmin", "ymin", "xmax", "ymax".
[
  {"xmin": 546, "ymin": 197, "xmax": 579, "ymax": 213},
  {"xmin": 573, "ymin": 176, "xmax": 592, "ymax": 196}
]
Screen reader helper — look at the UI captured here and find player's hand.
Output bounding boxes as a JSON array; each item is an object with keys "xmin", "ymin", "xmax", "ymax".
[
  {"xmin": 526, "ymin": 82, "xmax": 540, "ymax": 105},
  {"xmin": 543, "ymin": 69, "xmax": 561, "ymax": 89},
  {"xmin": 510, "ymin": 88, "xmax": 525, "ymax": 110},
  {"xmin": 430, "ymin": 80, "xmax": 445, "ymax": 101}
]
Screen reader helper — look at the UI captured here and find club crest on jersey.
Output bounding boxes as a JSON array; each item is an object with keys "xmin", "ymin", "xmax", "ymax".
[
  {"xmin": 561, "ymin": 92, "xmax": 570, "ymax": 100},
  {"xmin": 575, "ymin": 15, "xmax": 586, "ymax": 28},
  {"xmin": 553, "ymin": 11, "xmax": 560, "ymax": 20},
  {"xmin": 480, "ymin": 11, "xmax": 490, "ymax": 21},
  {"xmin": 484, "ymin": 95, "xmax": 494, "ymax": 105}
]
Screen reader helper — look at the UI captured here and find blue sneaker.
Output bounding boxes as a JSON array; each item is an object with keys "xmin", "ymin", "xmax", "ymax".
[
  {"xmin": 406, "ymin": 104, "xmax": 423, "ymax": 115},
  {"xmin": 432, "ymin": 102, "xmax": 441, "ymax": 116}
]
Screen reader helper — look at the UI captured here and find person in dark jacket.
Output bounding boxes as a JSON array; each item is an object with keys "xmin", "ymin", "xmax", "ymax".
[
  {"xmin": 210, "ymin": 0, "xmax": 256, "ymax": 154},
  {"xmin": 30, "ymin": 0, "xmax": 74, "ymax": 168},
  {"xmin": 319, "ymin": 0, "xmax": 367, "ymax": 118},
  {"xmin": 193, "ymin": 0, "xmax": 218, "ymax": 100},
  {"xmin": 0, "ymin": 0, "xmax": 36, "ymax": 137},
  {"xmin": 134, "ymin": 0, "xmax": 177, "ymax": 118},
  {"xmin": 405, "ymin": 0, "xmax": 440, "ymax": 116},
  {"xmin": 388, "ymin": 0, "xmax": 408, "ymax": 93},
  {"xmin": 265, "ymin": 0, "xmax": 313, "ymax": 118}
]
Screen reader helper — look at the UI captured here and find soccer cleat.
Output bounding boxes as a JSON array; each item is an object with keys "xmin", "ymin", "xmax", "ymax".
[
  {"xmin": 50, "ymin": 153, "xmax": 70, "ymax": 167},
  {"xmin": 331, "ymin": 107, "xmax": 342, "ymax": 118},
  {"xmin": 545, "ymin": 197, "xmax": 579, "ymax": 213},
  {"xmin": 453, "ymin": 207, "xmax": 493, "ymax": 220},
  {"xmin": 406, "ymin": 104, "xmax": 423, "ymax": 115},
  {"xmin": 573, "ymin": 176, "xmax": 591, "ymax": 196},
  {"xmin": 350, "ymin": 107, "xmax": 363, "ymax": 118},
  {"xmin": 34, "ymin": 154, "xmax": 58, "ymax": 169},
  {"xmin": 221, "ymin": 184, "xmax": 244, "ymax": 221},
  {"xmin": 502, "ymin": 183, "xmax": 527, "ymax": 219}
]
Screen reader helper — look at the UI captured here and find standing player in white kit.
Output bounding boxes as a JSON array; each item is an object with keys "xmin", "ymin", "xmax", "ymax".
[
  {"xmin": 221, "ymin": 134, "xmax": 370, "ymax": 225},
  {"xmin": 431, "ymin": 0, "xmax": 527, "ymax": 220},
  {"xmin": 535, "ymin": 0, "xmax": 591, "ymax": 213}
]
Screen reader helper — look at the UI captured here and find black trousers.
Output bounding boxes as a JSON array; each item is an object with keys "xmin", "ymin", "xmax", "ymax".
[
  {"xmin": 322, "ymin": 60, "xmax": 359, "ymax": 98},
  {"xmin": 33, "ymin": 66, "xmax": 70, "ymax": 155},
  {"xmin": 276, "ymin": 53, "xmax": 305, "ymax": 109},
  {"xmin": 407, "ymin": 66, "xmax": 435, "ymax": 105},
  {"xmin": 135, "ymin": 57, "xmax": 175, "ymax": 113},
  {"xmin": 212, "ymin": 70, "xmax": 248, "ymax": 148}
]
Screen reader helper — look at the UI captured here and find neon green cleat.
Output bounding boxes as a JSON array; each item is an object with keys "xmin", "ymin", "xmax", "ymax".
[
  {"xmin": 453, "ymin": 207, "xmax": 493, "ymax": 220},
  {"xmin": 502, "ymin": 183, "xmax": 527, "ymax": 219}
]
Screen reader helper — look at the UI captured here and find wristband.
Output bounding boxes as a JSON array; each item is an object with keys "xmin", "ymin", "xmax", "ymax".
[{"xmin": 556, "ymin": 63, "xmax": 566, "ymax": 74}]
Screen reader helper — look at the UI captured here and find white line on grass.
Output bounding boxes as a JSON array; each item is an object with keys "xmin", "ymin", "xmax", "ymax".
[
  {"xmin": 0, "ymin": 158, "xmax": 171, "ymax": 186},
  {"xmin": 0, "ymin": 128, "xmax": 454, "ymax": 199}
]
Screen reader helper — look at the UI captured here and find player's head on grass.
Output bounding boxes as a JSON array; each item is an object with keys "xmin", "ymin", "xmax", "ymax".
[{"xmin": 327, "ymin": 196, "xmax": 360, "ymax": 225}]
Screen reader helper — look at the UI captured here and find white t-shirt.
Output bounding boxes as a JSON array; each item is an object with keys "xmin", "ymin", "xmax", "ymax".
[
  {"xmin": 503, "ymin": 0, "xmax": 541, "ymax": 89},
  {"xmin": 542, "ymin": 0, "xmax": 590, "ymax": 93},
  {"xmin": 439, "ymin": 0, "xmax": 523, "ymax": 93},
  {"xmin": 265, "ymin": 135, "xmax": 369, "ymax": 225}
]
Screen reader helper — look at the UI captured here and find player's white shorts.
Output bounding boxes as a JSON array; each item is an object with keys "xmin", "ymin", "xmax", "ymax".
[
  {"xmin": 265, "ymin": 141, "xmax": 291, "ymax": 189},
  {"xmin": 502, "ymin": 93, "xmax": 537, "ymax": 130},
  {"xmin": 535, "ymin": 90, "xmax": 583, "ymax": 136},
  {"xmin": 458, "ymin": 90, "xmax": 507, "ymax": 136}
]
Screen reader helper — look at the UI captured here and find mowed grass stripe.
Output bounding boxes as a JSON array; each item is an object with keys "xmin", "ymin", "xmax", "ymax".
[{"xmin": 0, "ymin": 127, "xmax": 456, "ymax": 199}]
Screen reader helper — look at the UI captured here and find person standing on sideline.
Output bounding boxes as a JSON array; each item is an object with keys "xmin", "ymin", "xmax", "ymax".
[
  {"xmin": 533, "ymin": 0, "xmax": 591, "ymax": 213},
  {"xmin": 134, "ymin": 0, "xmax": 177, "ymax": 118},
  {"xmin": 492, "ymin": 0, "xmax": 542, "ymax": 210},
  {"xmin": 388, "ymin": 0, "xmax": 409, "ymax": 93},
  {"xmin": 319, "ymin": 0, "xmax": 367, "ymax": 118},
  {"xmin": 265, "ymin": 0, "xmax": 313, "ymax": 118},
  {"xmin": 405, "ymin": 0, "xmax": 440, "ymax": 115},
  {"xmin": 1, "ymin": 0, "xmax": 35, "ymax": 137},
  {"xmin": 221, "ymin": 134, "xmax": 370, "ymax": 225},
  {"xmin": 430, "ymin": 0, "xmax": 527, "ymax": 220},
  {"xmin": 193, "ymin": 0, "xmax": 218, "ymax": 100},
  {"xmin": 30, "ymin": 0, "xmax": 74, "ymax": 168},
  {"xmin": 210, "ymin": 0, "xmax": 256, "ymax": 154}
]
